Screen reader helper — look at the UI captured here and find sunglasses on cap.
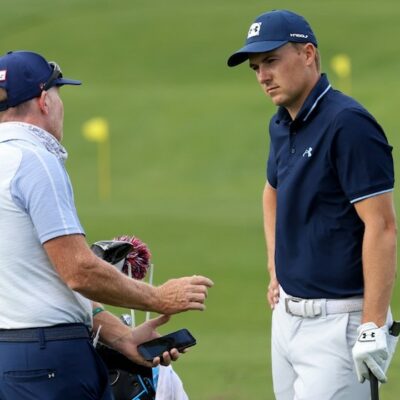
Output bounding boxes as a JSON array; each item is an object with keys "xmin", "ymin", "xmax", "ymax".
[{"xmin": 41, "ymin": 61, "xmax": 62, "ymax": 91}]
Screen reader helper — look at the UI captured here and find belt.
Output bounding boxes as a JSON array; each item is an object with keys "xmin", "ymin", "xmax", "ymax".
[
  {"xmin": 0, "ymin": 323, "xmax": 90, "ymax": 342},
  {"xmin": 284, "ymin": 296, "xmax": 363, "ymax": 318}
]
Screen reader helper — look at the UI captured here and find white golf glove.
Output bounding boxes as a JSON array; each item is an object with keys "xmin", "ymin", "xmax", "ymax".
[{"xmin": 352, "ymin": 322, "xmax": 389, "ymax": 383}]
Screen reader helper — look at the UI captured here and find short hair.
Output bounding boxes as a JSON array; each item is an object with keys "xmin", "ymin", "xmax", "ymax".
[
  {"xmin": 0, "ymin": 88, "xmax": 34, "ymax": 122},
  {"xmin": 290, "ymin": 42, "xmax": 321, "ymax": 72}
]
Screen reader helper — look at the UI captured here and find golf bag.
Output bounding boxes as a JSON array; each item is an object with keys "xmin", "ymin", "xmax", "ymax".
[
  {"xmin": 91, "ymin": 240, "xmax": 156, "ymax": 400},
  {"xmin": 96, "ymin": 342, "xmax": 155, "ymax": 400},
  {"xmin": 91, "ymin": 238, "xmax": 189, "ymax": 400}
]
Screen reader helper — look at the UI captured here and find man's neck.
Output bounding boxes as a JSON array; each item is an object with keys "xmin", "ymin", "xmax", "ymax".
[{"xmin": 287, "ymin": 73, "xmax": 320, "ymax": 120}]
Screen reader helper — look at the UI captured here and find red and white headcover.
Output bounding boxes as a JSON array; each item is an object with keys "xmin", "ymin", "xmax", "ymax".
[{"xmin": 113, "ymin": 235, "xmax": 152, "ymax": 280}]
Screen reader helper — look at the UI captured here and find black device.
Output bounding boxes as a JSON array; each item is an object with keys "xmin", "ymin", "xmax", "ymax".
[{"xmin": 138, "ymin": 329, "xmax": 196, "ymax": 361}]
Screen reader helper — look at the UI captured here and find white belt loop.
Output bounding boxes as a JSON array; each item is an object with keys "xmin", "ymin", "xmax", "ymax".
[
  {"xmin": 320, "ymin": 299, "xmax": 327, "ymax": 319},
  {"xmin": 304, "ymin": 299, "xmax": 321, "ymax": 317}
]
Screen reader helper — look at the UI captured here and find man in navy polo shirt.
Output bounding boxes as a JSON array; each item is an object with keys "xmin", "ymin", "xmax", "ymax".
[{"xmin": 228, "ymin": 10, "xmax": 398, "ymax": 399}]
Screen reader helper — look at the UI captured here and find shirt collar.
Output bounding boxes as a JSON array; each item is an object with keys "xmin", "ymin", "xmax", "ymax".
[
  {"xmin": 276, "ymin": 73, "xmax": 332, "ymax": 127},
  {"xmin": 0, "ymin": 122, "xmax": 68, "ymax": 162}
]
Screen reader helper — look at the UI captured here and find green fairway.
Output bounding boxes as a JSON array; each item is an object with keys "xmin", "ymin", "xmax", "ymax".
[{"xmin": 2, "ymin": 0, "xmax": 400, "ymax": 398}]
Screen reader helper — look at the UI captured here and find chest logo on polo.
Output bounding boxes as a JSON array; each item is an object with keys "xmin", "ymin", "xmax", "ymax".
[{"xmin": 302, "ymin": 147, "xmax": 313, "ymax": 158}]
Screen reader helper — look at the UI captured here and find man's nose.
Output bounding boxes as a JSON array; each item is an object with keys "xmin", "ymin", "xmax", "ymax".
[{"xmin": 257, "ymin": 66, "xmax": 271, "ymax": 84}]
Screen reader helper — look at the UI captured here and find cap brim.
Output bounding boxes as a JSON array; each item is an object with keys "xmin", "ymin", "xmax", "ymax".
[
  {"xmin": 54, "ymin": 77, "xmax": 82, "ymax": 86},
  {"xmin": 227, "ymin": 40, "xmax": 288, "ymax": 67}
]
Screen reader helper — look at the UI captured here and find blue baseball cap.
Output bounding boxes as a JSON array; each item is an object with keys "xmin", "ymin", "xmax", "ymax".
[
  {"xmin": 0, "ymin": 50, "xmax": 81, "ymax": 111},
  {"xmin": 227, "ymin": 10, "xmax": 317, "ymax": 67}
]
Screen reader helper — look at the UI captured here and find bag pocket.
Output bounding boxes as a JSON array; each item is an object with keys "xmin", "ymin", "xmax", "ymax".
[{"xmin": 3, "ymin": 369, "xmax": 56, "ymax": 383}]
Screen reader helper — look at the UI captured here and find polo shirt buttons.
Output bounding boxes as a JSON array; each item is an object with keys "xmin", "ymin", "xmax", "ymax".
[{"xmin": 290, "ymin": 130, "xmax": 296, "ymax": 154}]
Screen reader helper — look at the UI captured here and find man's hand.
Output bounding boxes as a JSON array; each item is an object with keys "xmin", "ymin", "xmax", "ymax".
[
  {"xmin": 352, "ymin": 322, "xmax": 389, "ymax": 383},
  {"xmin": 267, "ymin": 276, "xmax": 280, "ymax": 309},
  {"xmin": 112, "ymin": 315, "xmax": 179, "ymax": 368},
  {"xmin": 155, "ymin": 275, "xmax": 214, "ymax": 314}
]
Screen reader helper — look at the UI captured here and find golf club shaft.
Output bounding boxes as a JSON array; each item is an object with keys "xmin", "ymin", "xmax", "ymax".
[{"xmin": 369, "ymin": 370, "xmax": 379, "ymax": 400}]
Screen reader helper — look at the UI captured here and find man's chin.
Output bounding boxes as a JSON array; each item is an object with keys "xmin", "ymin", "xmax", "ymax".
[{"xmin": 269, "ymin": 96, "xmax": 285, "ymax": 107}]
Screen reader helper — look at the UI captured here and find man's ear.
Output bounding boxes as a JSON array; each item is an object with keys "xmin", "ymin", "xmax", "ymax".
[
  {"xmin": 37, "ymin": 91, "xmax": 49, "ymax": 115},
  {"xmin": 304, "ymin": 43, "xmax": 317, "ymax": 67}
]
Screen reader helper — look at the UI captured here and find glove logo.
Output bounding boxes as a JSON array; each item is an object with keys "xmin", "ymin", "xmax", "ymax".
[{"xmin": 359, "ymin": 329, "xmax": 376, "ymax": 342}]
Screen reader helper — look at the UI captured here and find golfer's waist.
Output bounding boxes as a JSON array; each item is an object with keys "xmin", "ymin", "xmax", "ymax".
[
  {"xmin": 0, "ymin": 323, "xmax": 91, "ymax": 342},
  {"xmin": 281, "ymin": 288, "xmax": 363, "ymax": 318}
]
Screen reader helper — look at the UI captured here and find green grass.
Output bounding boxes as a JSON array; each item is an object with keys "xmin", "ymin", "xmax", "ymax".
[{"xmin": 2, "ymin": 0, "xmax": 400, "ymax": 398}]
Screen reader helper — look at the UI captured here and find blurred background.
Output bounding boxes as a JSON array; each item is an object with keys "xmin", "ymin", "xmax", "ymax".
[{"xmin": 2, "ymin": 0, "xmax": 399, "ymax": 398}]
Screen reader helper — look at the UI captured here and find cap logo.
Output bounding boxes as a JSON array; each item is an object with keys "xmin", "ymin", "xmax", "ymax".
[
  {"xmin": 247, "ymin": 22, "xmax": 262, "ymax": 38},
  {"xmin": 290, "ymin": 33, "xmax": 308, "ymax": 39},
  {"xmin": 0, "ymin": 70, "xmax": 7, "ymax": 81}
]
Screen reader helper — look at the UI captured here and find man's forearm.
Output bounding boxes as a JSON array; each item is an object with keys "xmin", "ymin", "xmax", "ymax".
[
  {"xmin": 77, "ymin": 261, "xmax": 159, "ymax": 312},
  {"xmin": 44, "ymin": 234, "xmax": 213, "ymax": 315},
  {"xmin": 44, "ymin": 235, "xmax": 160, "ymax": 311},
  {"xmin": 362, "ymin": 223, "xmax": 397, "ymax": 326},
  {"xmin": 353, "ymin": 192, "xmax": 397, "ymax": 326},
  {"xmin": 263, "ymin": 182, "xmax": 277, "ymax": 277},
  {"xmin": 92, "ymin": 301, "xmax": 132, "ymax": 347}
]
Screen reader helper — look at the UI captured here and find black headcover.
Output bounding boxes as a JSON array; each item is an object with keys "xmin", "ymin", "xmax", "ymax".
[{"xmin": 91, "ymin": 240, "xmax": 133, "ymax": 266}]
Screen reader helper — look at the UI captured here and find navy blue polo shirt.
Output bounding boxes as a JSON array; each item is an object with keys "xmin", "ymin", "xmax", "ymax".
[{"xmin": 267, "ymin": 74, "xmax": 394, "ymax": 299}]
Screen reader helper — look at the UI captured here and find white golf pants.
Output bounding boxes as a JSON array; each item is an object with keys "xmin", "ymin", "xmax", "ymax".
[{"xmin": 271, "ymin": 288, "xmax": 398, "ymax": 400}]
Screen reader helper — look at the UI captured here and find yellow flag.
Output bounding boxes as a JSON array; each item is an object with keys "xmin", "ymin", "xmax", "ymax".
[
  {"xmin": 82, "ymin": 117, "xmax": 111, "ymax": 200},
  {"xmin": 82, "ymin": 117, "xmax": 109, "ymax": 142},
  {"xmin": 330, "ymin": 54, "xmax": 351, "ymax": 79}
]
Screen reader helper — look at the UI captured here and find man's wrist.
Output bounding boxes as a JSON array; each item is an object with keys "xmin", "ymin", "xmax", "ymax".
[
  {"xmin": 150, "ymin": 285, "xmax": 163, "ymax": 314},
  {"xmin": 358, "ymin": 321, "xmax": 389, "ymax": 333},
  {"xmin": 92, "ymin": 306, "xmax": 105, "ymax": 318},
  {"xmin": 109, "ymin": 328, "xmax": 132, "ymax": 351}
]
